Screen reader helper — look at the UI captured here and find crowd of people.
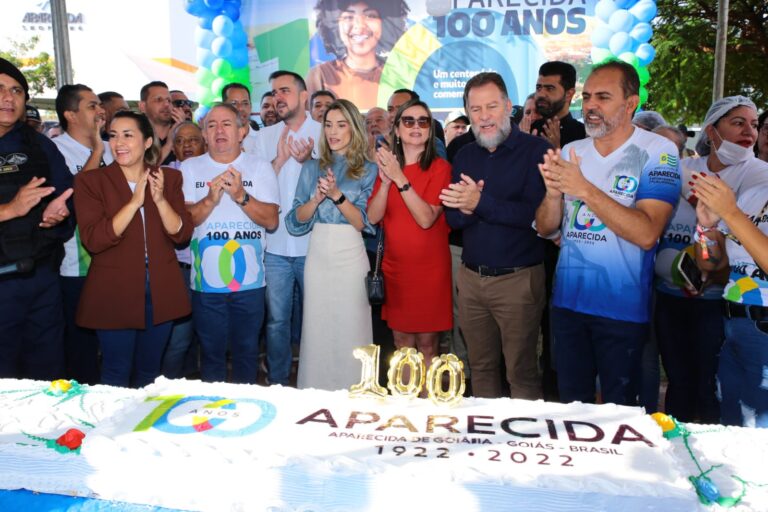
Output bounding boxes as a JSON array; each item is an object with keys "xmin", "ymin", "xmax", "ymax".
[{"xmin": 1, "ymin": 49, "xmax": 768, "ymax": 430}]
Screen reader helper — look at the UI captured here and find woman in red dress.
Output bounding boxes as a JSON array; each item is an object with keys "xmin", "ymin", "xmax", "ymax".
[{"xmin": 367, "ymin": 99, "xmax": 452, "ymax": 367}]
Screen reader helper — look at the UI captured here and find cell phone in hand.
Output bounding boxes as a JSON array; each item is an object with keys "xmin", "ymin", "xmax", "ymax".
[
  {"xmin": 677, "ymin": 251, "xmax": 704, "ymax": 293},
  {"xmin": 375, "ymin": 135, "xmax": 389, "ymax": 150}
]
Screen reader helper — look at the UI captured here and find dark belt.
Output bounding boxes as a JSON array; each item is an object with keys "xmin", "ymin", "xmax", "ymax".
[
  {"xmin": 179, "ymin": 262, "xmax": 192, "ymax": 269},
  {"xmin": 463, "ymin": 262, "xmax": 536, "ymax": 277},
  {"xmin": 723, "ymin": 301, "xmax": 768, "ymax": 321}
]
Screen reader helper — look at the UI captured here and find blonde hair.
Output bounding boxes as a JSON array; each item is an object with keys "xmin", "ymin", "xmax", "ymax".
[{"xmin": 319, "ymin": 99, "xmax": 370, "ymax": 179}]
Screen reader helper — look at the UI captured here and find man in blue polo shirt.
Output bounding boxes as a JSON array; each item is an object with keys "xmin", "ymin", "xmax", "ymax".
[
  {"xmin": 440, "ymin": 72, "xmax": 551, "ymax": 399},
  {"xmin": 535, "ymin": 60, "xmax": 681, "ymax": 406}
]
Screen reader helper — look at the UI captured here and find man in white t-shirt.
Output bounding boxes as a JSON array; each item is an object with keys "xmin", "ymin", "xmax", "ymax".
[
  {"xmin": 54, "ymin": 83, "xmax": 113, "ymax": 385},
  {"xmin": 222, "ymin": 83, "xmax": 259, "ymax": 154},
  {"xmin": 535, "ymin": 61, "xmax": 681, "ymax": 406},
  {"xmin": 253, "ymin": 70, "xmax": 320, "ymax": 386},
  {"xmin": 183, "ymin": 103, "xmax": 279, "ymax": 384}
]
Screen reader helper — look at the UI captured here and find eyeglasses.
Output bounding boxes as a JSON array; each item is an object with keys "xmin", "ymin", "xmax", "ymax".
[
  {"xmin": 229, "ymin": 100, "xmax": 251, "ymax": 108},
  {"xmin": 174, "ymin": 136, "xmax": 203, "ymax": 146},
  {"xmin": 173, "ymin": 99, "xmax": 193, "ymax": 108},
  {"xmin": 400, "ymin": 116, "xmax": 430, "ymax": 128}
]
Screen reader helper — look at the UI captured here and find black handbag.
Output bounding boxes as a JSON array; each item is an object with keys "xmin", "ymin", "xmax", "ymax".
[{"xmin": 366, "ymin": 228, "xmax": 385, "ymax": 305}]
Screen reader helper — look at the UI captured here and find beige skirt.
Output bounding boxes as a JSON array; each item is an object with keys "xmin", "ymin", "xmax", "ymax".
[{"xmin": 297, "ymin": 223, "xmax": 372, "ymax": 391}]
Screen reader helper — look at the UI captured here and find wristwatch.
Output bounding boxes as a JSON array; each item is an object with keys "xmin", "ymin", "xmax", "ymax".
[
  {"xmin": 237, "ymin": 192, "xmax": 250, "ymax": 207},
  {"xmin": 332, "ymin": 193, "xmax": 347, "ymax": 205},
  {"xmin": 397, "ymin": 182, "xmax": 411, "ymax": 193}
]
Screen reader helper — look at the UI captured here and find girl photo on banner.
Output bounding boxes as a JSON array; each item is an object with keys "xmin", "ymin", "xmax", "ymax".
[{"xmin": 308, "ymin": 0, "xmax": 410, "ymax": 111}]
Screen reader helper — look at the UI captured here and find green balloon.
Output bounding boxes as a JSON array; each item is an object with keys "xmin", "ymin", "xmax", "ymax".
[
  {"xmin": 639, "ymin": 86, "xmax": 649, "ymax": 106},
  {"xmin": 619, "ymin": 51, "xmax": 640, "ymax": 68},
  {"xmin": 590, "ymin": 47, "xmax": 612, "ymax": 65},
  {"xmin": 211, "ymin": 58, "xmax": 233, "ymax": 78},
  {"xmin": 232, "ymin": 66, "xmax": 250, "ymax": 84},
  {"xmin": 637, "ymin": 66, "xmax": 650, "ymax": 86},
  {"xmin": 197, "ymin": 87, "xmax": 215, "ymax": 107},
  {"xmin": 212, "ymin": 77, "xmax": 227, "ymax": 98},
  {"xmin": 196, "ymin": 68, "xmax": 215, "ymax": 88}
]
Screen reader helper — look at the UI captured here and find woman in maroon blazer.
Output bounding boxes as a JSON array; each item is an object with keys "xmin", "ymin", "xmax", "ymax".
[{"xmin": 74, "ymin": 111, "xmax": 192, "ymax": 388}]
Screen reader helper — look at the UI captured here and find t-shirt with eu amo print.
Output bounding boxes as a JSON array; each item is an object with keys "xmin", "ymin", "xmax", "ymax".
[
  {"xmin": 553, "ymin": 128, "xmax": 681, "ymax": 323},
  {"xmin": 723, "ymin": 183, "xmax": 768, "ymax": 307},
  {"xmin": 181, "ymin": 152, "xmax": 279, "ymax": 293},
  {"xmin": 53, "ymin": 132, "xmax": 113, "ymax": 277}
]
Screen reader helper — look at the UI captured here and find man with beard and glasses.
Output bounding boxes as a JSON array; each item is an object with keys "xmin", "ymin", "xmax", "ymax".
[
  {"xmin": 530, "ymin": 61, "xmax": 585, "ymax": 149},
  {"xmin": 170, "ymin": 90, "xmax": 194, "ymax": 122},
  {"xmin": 253, "ymin": 70, "xmax": 320, "ymax": 387},
  {"xmin": 438, "ymin": 72, "xmax": 551, "ymax": 400},
  {"xmin": 535, "ymin": 60, "xmax": 681, "ymax": 407}
]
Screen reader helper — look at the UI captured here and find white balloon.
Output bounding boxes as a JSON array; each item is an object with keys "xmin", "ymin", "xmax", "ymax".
[{"xmin": 426, "ymin": 0, "xmax": 452, "ymax": 17}]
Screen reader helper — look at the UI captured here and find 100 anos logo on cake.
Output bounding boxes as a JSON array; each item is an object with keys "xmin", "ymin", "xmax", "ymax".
[{"xmin": 132, "ymin": 395, "xmax": 657, "ymax": 450}]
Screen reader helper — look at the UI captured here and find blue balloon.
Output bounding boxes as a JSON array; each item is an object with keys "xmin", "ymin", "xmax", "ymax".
[
  {"xmin": 692, "ymin": 477, "xmax": 720, "ymax": 503},
  {"xmin": 204, "ymin": 0, "xmax": 224, "ymax": 9},
  {"xmin": 630, "ymin": 22, "xmax": 653, "ymax": 43},
  {"xmin": 590, "ymin": 24, "xmax": 615, "ymax": 49},
  {"xmin": 609, "ymin": 9, "xmax": 636, "ymax": 33},
  {"xmin": 195, "ymin": 105, "xmax": 211, "ymax": 124},
  {"xmin": 198, "ymin": 15, "xmax": 215, "ymax": 29},
  {"xmin": 212, "ymin": 15, "xmax": 234, "ymax": 37},
  {"xmin": 630, "ymin": 0, "xmax": 658, "ymax": 23},
  {"xmin": 594, "ymin": 0, "xmax": 617, "ymax": 23},
  {"xmin": 185, "ymin": 0, "xmax": 207, "ymax": 16},
  {"xmin": 614, "ymin": 0, "xmax": 638, "ymax": 8},
  {"xmin": 229, "ymin": 47, "xmax": 248, "ymax": 68},
  {"xmin": 221, "ymin": 2, "xmax": 240, "ymax": 21},
  {"xmin": 196, "ymin": 48, "xmax": 216, "ymax": 69},
  {"xmin": 211, "ymin": 37, "xmax": 233, "ymax": 58},
  {"xmin": 230, "ymin": 24, "xmax": 247, "ymax": 46},
  {"xmin": 609, "ymin": 32, "xmax": 633, "ymax": 56},
  {"xmin": 635, "ymin": 43, "xmax": 656, "ymax": 66},
  {"xmin": 195, "ymin": 27, "xmax": 215, "ymax": 49}
]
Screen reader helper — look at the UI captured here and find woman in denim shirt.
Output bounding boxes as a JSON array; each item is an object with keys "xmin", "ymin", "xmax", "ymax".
[{"xmin": 286, "ymin": 99, "xmax": 377, "ymax": 390}]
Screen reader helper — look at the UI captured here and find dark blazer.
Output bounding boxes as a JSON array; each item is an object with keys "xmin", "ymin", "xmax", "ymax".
[{"xmin": 74, "ymin": 162, "xmax": 193, "ymax": 329}]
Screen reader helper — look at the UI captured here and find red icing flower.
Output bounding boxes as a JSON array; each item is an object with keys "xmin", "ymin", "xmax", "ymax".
[{"xmin": 56, "ymin": 429, "xmax": 85, "ymax": 450}]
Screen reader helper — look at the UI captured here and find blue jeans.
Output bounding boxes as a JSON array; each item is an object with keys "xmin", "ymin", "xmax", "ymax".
[
  {"xmin": 264, "ymin": 253, "xmax": 305, "ymax": 385},
  {"xmin": 552, "ymin": 307, "xmax": 647, "ymax": 406},
  {"xmin": 192, "ymin": 287, "xmax": 265, "ymax": 384},
  {"xmin": 97, "ymin": 277, "xmax": 171, "ymax": 388},
  {"xmin": 162, "ymin": 266, "xmax": 196, "ymax": 379},
  {"xmin": 655, "ymin": 293, "xmax": 723, "ymax": 423},
  {"xmin": 719, "ymin": 315, "xmax": 768, "ymax": 427},
  {"xmin": 0, "ymin": 263, "xmax": 64, "ymax": 379},
  {"xmin": 61, "ymin": 276, "xmax": 100, "ymax": 384}
]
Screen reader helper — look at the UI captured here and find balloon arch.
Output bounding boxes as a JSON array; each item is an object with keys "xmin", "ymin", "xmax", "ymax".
[
  {"xmin": 590, "ymin": 0, "xmax": 658, "ymax": 108},
  {"xmin": 185, "ymin": 0, "xmax": 250, "ymax": 121}
]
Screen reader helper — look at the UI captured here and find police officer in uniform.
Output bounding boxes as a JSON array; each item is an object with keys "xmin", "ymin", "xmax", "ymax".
[{"xmin": 0, "ymin": 58, "xmax": 74, "ymax": 379}]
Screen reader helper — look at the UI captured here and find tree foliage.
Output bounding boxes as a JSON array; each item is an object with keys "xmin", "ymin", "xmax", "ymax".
[
  {"xmin": 648, "ymin": 0, "xmax": 768, "ymax": 125},
  {"xmin": 0, "ymin": 37, "xmax": 56, "ymax": 99}
]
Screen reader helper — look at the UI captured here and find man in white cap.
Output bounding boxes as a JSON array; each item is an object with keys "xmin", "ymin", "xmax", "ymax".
[{"xmin": 444, "ymin": 110, "xmax": 469, "ymax": 146}]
